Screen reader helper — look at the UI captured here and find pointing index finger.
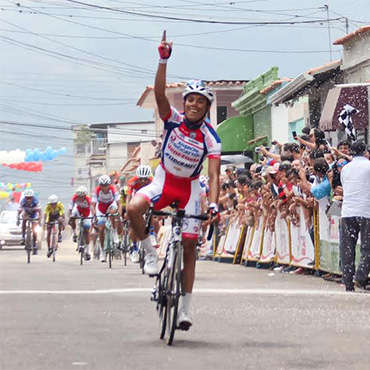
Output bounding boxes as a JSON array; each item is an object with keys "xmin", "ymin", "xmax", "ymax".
[{"xmin": 162, "ymin": 30, "xmax": 166, "ymax": 42}]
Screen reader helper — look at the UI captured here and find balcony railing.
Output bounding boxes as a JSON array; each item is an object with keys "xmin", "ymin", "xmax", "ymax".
[{"xmin": 90, "ymin": 138, "xmax": 107, "ymax": 156}]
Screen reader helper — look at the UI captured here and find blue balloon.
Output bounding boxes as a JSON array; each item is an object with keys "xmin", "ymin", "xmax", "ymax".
[
  {"xmin": 45, "ymin": 146, "xmax": 53, "ymax": 154},
  {"xmin": 51, "ymin": 150, "xmax": 58, "ymax": 159},
  {"xmin": 58, "ymin": 147, "xmax": 67, "ymax": 155},
  {"xmin": 33, "ymin": 149, "xmax": 40, "ymax": 161},
  {"xmin": 42, "ymin": 153, "xmax": 48, "ymax": 161}
]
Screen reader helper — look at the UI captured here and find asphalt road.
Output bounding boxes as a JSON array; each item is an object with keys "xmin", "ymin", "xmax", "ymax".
[{"xmin": 1, "ymin": 239, "xmax": 369, "ymax": 370}]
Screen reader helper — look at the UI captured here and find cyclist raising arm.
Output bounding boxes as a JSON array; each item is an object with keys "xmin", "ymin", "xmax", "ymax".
[{"xmin": 127, "ymin": 31, "xmax": 221, "ymax": 330}]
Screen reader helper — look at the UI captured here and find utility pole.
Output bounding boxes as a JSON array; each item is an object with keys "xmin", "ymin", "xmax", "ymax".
[{"xmin": 321, "ymin": 4, "xmax": 332, "ymax": 61}]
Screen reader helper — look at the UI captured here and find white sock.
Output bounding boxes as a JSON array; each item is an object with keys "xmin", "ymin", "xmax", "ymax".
[
  {"xmin": 179, "ymin": 293, "xmax": 192, "ymax": 313},
  {"xmin": 141, "ymin": 235, "xmax": 155, "ymax": 255}
]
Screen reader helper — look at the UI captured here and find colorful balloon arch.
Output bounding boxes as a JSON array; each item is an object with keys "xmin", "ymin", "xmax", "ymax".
[{"xmin": 0, "ymin": 146, "xmax": 67, "ymax": 172}]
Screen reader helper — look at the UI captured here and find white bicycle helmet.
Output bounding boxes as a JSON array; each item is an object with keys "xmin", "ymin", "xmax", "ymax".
[
  {"xmin": 76, "ymin": 186, "xmax": 87, "ymax": 196},
  {"xmin": 98, "ymin": 175, "xmax": 111, "ymax": 185},
  {"xmin": 136, "ymin": 165, "xmax": 152, "ymax": 179},
  {"xmin": 182, "ymin": 80, "xmax": 214, "ymax": 104},
  {"xmin": 23, "ymin": 189, "xmax": 34, "ymax": 197},
  {"xmin": 48, "ymin": 194, "xmax": 58, "ymax": 204}
]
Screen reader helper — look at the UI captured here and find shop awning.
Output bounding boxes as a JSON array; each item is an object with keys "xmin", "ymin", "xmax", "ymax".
[
  {"xmin": 320, "ymin": 84, "xmax": 370, "ymax": 131},
  {"xmin": 216, "ymin": 115, "xmax": 253, "ymax": 153}
]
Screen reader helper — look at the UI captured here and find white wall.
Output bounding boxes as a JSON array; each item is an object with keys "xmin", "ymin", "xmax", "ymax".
[
  {"xmin": 108, "ymin": 122, "xmax": 155, "ymax": 144},
  {"xmin": 342, "ymin": 35, "xmax": 370, "ymax": 73},
  {"xmin": 271, "ymin": 103, "xmax": 289, "ymax": 144}
]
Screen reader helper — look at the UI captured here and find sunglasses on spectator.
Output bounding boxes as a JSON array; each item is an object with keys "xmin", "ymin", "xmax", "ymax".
[{"xmin": 337, "ymin": 161, "xmax": 348, "ymax": 168}]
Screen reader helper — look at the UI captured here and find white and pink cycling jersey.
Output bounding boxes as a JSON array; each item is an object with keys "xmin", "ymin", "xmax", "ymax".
[
  {"xmin": 69, "ymin": 195, "xmax": 92, "ymax": 218},
  {"xmin": 161, "ymin": 107, "xmax": 221, "ymax": 178},
  {"xmin": 92, "ymin": 185, "xmax": 120, "ymax": 213}
]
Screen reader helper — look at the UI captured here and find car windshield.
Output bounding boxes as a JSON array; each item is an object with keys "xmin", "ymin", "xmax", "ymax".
[{"xmin": 0, "ymin": 212, "xmax": 17, "ymax": 224}]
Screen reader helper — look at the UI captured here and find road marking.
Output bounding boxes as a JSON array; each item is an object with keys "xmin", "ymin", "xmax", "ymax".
[{"xmin": 0, "ymin": 288, "xmax": 369, "ymax": 297}]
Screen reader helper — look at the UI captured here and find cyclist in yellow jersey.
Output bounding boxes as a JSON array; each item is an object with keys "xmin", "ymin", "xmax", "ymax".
[
  {"xmin": 119, "ymin": 186, "xmax": 128, "ymax": 218},
  {"xmin": 43, "ymin": 194, "xmax": 65, "ymax": 258}
]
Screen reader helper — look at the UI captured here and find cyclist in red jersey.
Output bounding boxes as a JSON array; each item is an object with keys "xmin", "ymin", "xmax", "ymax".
[
  {"xmin": 68, "ymin": 186, "xmax": 93, "ymax": 261},
  {"xmin": 91, "ymin": 175, "xmax": 122, "ymax": 263},
  {"xmin": 127, "ymin": 31, "xmax": 221, "ymax": 330},
  {"xmin": 126, "ymin": 165, "xmax": 153, "ymax": 263}
]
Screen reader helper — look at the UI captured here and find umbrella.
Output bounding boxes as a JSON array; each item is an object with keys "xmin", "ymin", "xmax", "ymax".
[{"xmin": 221, "ymin": 155, "xmax": 254, "ymax": 165}]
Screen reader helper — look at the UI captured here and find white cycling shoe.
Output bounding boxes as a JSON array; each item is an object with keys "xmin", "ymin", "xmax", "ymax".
[
  {"xmin": 143, "ymin": 253, "xmax": 159, "ymax": 275},
  {"xmin": 178, "ymin": 309, "xmax": 192, "ymax": 331},
  {"xmin": 130, "ymin": 251, "xmax": 140, "ymax": 263},
  {"xmin": 100, "ymin": 251, "xmax": 106, "ymax": 263}
]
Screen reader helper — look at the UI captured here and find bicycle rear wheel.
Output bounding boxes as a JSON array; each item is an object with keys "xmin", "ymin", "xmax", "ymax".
[
  {"xmin": 26, "ymin": 225, "xmax": 32, "ymax": 264},
  {"xmin": 166, "ymin": 246, "xmax": 181, "ymax": 345}
]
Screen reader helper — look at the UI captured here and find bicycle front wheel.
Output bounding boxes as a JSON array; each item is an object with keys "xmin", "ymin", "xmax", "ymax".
[
  {"xmin": 106, "ymin": 231, "xmax": 113, "ymax": 269},
  {"xmin": 26, "ymin": 225, "xmax": 32, "ymax": 264},
  {"xmin": 79, "ymin": 231, "xmax": 84, "ymax": 266},
  {"xmin": 158, "ymin": 273, "xmax": 167, "ymax": 340},
  {"xmin": 166, "ymin": 245, "xmax": 181, "ymax": 345},
  {"xmin": 51, "ymin": 230, "xmax": 57, "ymax": 263}
]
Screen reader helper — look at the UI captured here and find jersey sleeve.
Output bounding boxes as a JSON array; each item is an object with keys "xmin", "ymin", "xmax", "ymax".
[
  {"xmin": 59, "ymin": 202, "xmax": 65, "ymax": 215},
  {"xmin": 203, "ymin": 123, "xmax": 222, "ymax": 159},
  {"xmin": 92, "ymin": 189, "xmax": 98, "ymax": 203},
  {"xmin": 163, "ymin": 107, "xmax": 183, "ymax": 130},
  {"xmin": 69, "ymin": 195, "xmax": 76, "ymax": 210}
]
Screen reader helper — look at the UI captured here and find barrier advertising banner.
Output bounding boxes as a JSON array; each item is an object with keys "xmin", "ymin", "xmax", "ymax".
[
  {"xmin": 247, "ymin": 217, "xmax": 264, "ymax": 261},
  {"xmin": 318, "ymin": 214, "xmax": 364, "ymax": 275},
  {"xmin": 275, "ymin": 212, "xmax": 290, "ymax": 264},
  {"xmin": 259, "ymin": 226, "xmax": 276, "ymax": 263},
  {"xmin": 215, "ymin": 221, "xmax": 242, "ymax": 258},
  {"xmin": 290, "ymin": 207, "xmax": 315, "ymax": 268},
  {"xmin": 242, "ymin": 225, "xmax": 254, "ymax": 262}
]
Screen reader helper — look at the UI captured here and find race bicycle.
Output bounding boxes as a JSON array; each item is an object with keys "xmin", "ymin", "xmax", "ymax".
[
  {"xmin": 46, "ymin": 220, "xmax": 59, "ymax": 262},
  {"xmin": 121, "ymin": 218, "xmax": 130, "ymax": 266},
  {"xmin": 148, "ymin": 204, "xmax": 210, "ymax": 345},
  {"xmin": 97, "ymin": 213, "xmax": 120, "ymax": 268},
  {"xmin": 75, "ymin": 216, "xmax": 93, "ymax": 265},
  {"xmin": 22, "ymin": 218, "xmax": 40, "ymax": 264}
]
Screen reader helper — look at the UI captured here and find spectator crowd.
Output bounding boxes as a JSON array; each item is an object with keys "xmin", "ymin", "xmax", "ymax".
[{"xmin": 200, "ymin": 127, "xmax": 370, "ymax": 291}]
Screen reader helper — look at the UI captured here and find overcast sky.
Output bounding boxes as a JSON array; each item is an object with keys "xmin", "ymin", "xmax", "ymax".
[{"xmin": 1, "ymin": 0, "xmax": 369, "ymax": 205}]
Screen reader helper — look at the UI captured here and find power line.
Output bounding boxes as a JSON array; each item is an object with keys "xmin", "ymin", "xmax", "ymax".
[
  {"xmin": 63, "ymin": 0, "xmax": 343, "ymax": 25},
  {"xmin": 1, "ymin": 81, "xmax": 136, "ymax": 101}
]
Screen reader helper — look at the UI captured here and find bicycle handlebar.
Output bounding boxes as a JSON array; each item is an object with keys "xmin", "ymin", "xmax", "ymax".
[
  {"xmin": 95, "ymin": 213, "xmax": 120, "ymax": 218},
  {"xmin": 152, "ymin": 209, "xmax": 209, "ymax": 221}
]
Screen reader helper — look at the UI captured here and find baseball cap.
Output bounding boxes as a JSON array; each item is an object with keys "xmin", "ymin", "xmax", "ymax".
[{"xmin": 268, "ymin": 162, "xmax": 280, "ymax": 174}]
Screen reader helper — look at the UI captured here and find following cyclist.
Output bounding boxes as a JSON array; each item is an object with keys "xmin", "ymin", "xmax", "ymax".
[
  {"xmin": 17, "ymin": 189, "xmax": 42, "ymax": 255},
  {"xmin": 126, "ymin": 165, "xmax": 153, "ymax": 263},
  {"xmin": 43, "ymin": 195, "xmax": 65, "ymax": 257},
  {"xmin": 127, "ymin": 31, "xmax": 221, "ymax": 330},
  {"xmin": 91, "ymin": 175, "xmax": 122, "ymax": 263},
  {"xmin": 68, "ymin": 186, "xmax": 92, "ymax": 261}
]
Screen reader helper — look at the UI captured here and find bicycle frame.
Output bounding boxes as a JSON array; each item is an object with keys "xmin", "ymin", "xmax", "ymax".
[{"xmin": 96, "ymin": 213, "xmax": 119, "ymax": 268}]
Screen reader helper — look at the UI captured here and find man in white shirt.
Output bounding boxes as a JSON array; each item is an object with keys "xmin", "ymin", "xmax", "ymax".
[{"xmin": 340, "ymin": 141, "xmax": 370, "ymax": 291}]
